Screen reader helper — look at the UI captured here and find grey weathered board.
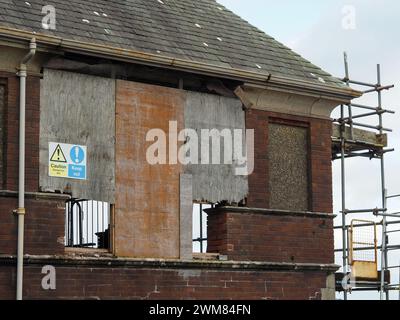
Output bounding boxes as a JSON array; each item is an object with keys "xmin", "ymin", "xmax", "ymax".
[
  {"xmin": 39, "ymin": 69, "xmax": 115, "ymax": 203},
  {"xmin": 184, "ymin": 92, "xmax": 248, "ymax": 204}
]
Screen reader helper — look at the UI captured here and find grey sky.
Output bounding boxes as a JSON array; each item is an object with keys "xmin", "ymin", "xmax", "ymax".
[{"xmin": 218, "ymin": 0, "xmax": 400, "ymax": 300}]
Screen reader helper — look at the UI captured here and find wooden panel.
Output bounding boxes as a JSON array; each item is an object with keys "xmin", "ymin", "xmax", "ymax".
[
  {"xmin": 115, "ymin": 80, "xmax": 184, "ymax": 258},
  {"xmin": 39, "ymin": 69, "xmax": 115, "ymax": 203}
]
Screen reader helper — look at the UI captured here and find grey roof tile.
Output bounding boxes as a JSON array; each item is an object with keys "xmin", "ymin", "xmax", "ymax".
[{"xmin": 0, "ymin": 0, "xmax": 344, "ymax": 87}]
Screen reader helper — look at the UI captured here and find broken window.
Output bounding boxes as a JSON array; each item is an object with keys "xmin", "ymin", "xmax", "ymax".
[
  {"xmin": 65, "ymin": 199, "xmax": 112, "ymax": 250},
  {"xmin": 268, "ymin": 122, "xmax": 310, "ymax": 211},
  {"xmin": 192, "ymin": 203, "xmax": 214, "ymax": 253}
]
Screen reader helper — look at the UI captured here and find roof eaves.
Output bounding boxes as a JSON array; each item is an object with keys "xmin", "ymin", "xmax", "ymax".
[{"xmin": 0, "ymin": 26, "xmax": 362, "ymax": 102}]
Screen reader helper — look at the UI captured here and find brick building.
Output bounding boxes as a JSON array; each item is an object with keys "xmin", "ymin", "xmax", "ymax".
[{"xmin": 0, "ymin": 0, "xmax": 361, "ymax": 300}]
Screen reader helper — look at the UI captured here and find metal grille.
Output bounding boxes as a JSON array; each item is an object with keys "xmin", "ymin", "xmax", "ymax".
[
  {"xmin": 65, "ymin": 199, "xmax": 110, "ymax": 249},
  {"xmin": 350, "ymin": 220, "xmax": 377, "ymax": 263}
]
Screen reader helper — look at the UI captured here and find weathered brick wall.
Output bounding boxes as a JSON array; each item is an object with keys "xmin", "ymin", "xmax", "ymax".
[
  {"xmin": 207, "ymin": 208, "xmax": 334, "ymax": 264},
  {"xmin": 0, "ymin": 72, "xmax": 40, "ymax": 192},
  {"xmin": 0, "ymin": 193, "xmax": 68, "ymax": 256},
  {"xmin": 0, "ymin": 260, "xmax": 332, "ymax": 300},
  {"xmin": 246, "ymin": 109, "xmax": 333, "ymax": 213}
]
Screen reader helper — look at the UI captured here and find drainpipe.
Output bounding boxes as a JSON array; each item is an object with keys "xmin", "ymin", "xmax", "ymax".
[{"xmin": 15, "ymin": 38, "xmax": 36, "ymax": 301}]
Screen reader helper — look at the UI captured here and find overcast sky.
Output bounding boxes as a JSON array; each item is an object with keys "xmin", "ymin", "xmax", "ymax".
[{"xmin": 218, "ymin": 0, "xmax": 400, "ymax": 300}]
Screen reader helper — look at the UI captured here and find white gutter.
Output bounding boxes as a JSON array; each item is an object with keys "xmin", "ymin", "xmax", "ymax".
[{"xmin": 15, "ymin": 37, "xmax": 36, "ymax": 301}]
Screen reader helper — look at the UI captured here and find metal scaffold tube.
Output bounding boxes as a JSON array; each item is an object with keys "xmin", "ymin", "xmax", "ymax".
[
  {"xmin": 334, "ymin": 53, "xmax": 397, "ymax": 300},
  {"xmin": 340, "ymin": 103, "xmax": 348, "ymax": 300}
]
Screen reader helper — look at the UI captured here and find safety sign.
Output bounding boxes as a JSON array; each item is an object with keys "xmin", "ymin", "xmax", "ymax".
[{"xmin": 48, "ymin": 142, "xmax": 87, "ymax": 180}]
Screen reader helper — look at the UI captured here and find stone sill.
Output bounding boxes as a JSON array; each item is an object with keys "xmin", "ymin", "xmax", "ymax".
[
  {"xmin": 0, "ymin": 255, "xmax": 339, "ymax": 273},
  {"xmin": 0, "ymin": 190, "xmax": 71, "ymax": 201},
  {"xmin": 205, "ymin": 206, "xmax": 336, "ymax": 219},
  {"xmin": 65, "ymin": 247, "xmax": 112, "ymax": 258}
]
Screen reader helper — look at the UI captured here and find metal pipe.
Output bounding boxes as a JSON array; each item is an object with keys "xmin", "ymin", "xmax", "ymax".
[
  {"xmin": 387, "ymin": 194, "xmax": 400, "ymax": 199},
  {"xmin": 385, "ymin": 229, "xmax": 400, "ymax": 234},
  {"xmin": 199, "ymin": 204, "xmax": 203, "ymax": 253},
  {"xmin": 342, "ymin": 111, "xmax": 387, "ymax": 121},
  {"xmin": 344, "ymin": 208, "xmax": 386, "ymax": 214},
  {"xmin": 350, "ymin": 103, "xmax": 379, "ymax": 111},
  {"xmin": 375, "ymin": 212, "xmax": 400, "ymax": 218},
  {"xmin": 340, "ymin": 103, "xmax": 348, "ymax": 300},
  {"xmin": 376, "ymin": 64, "xmax": 389, "ymax": 300},
  {"xmin": 351, "ymin": 121, "xmax": 392, "ymax": 132},
  {"xmin": 334, "ymin": 220, "xmax": 400, "ymax": 230},
  {"xmin": 347, "ymin": 79, "xmax": 378, "ymax": 88},
  {"xmin": 15, "ymin": 38, "xmax": 36, "ymax": 301},
  {"xmin": 343, "ymin": 55, "xmax": 354, "ymax": 140},
  {"xmin": 364, "ymin": 84, "xmax": 395, "ymax": 94},
  {"xmin": 335, "ymin": 245, "xmax": 400, "ymax": 253}
]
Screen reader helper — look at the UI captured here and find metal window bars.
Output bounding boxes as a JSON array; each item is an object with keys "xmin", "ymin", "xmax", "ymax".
[
  {"xmin": 65, "ymin": 199, "xmax": 111, "ymax": 249},
  {"xmin": 192, "ymin": 203, "xmax": 214, "ymax": 253},
  {"xmin": 333, "ymin": 52, "xmax": 399, "ymax": 300}
]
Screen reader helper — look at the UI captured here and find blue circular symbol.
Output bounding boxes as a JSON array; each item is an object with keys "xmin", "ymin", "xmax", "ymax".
[{"xmin": 70, "ymin": 146, "xmax": 85, "ymax": 164}]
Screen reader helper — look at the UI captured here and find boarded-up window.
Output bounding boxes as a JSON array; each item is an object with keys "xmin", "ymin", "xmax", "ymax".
[
  {"xmin": 39, "ymin": 69, "xmax": 115, "ymax": 203},
  {"xmin": 0, "ymin": 83, "xmax": 5, "ymax": 183},
  {"xmin": 268, "ymin": 123, "xmax": 310, "ymax": 211}
]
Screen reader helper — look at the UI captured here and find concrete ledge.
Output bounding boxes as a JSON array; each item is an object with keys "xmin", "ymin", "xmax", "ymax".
[
  {"xmin": 0, "ymin": 190, "xmax": 71, "ymax": 201},
  {"xmin": 205, "ymin": 206, "xmax": 335, "ymax": 219},
  {"xmin": 0, "ymin": 255, "xmax": 339, "ymax": 272}
]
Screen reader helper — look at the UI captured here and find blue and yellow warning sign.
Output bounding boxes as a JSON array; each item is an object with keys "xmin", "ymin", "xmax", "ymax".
[{"xmin": 49, "ymin": 142, "xmax": 87, "ymax": 180}]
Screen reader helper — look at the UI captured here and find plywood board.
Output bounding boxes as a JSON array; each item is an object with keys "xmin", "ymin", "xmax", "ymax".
[{"xmin": 115, "ymin": 80, "xmax": 185, "ymax": 258}]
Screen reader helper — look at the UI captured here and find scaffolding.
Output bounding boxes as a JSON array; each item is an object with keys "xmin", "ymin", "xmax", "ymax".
[{"xmin": 332, "ymin": 53, "xmax": 399, "ymax": 300}]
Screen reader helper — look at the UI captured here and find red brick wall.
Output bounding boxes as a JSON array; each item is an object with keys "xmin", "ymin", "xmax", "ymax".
[
  {"xmin": 0, "ymin": 262, "xmax": 330, "ymax": 300},
  {"xmin": 246, "ymin": 109, "xmax": 333, "ymax": 213},
  {"xmin": 246, "ymin": 109, "xmax": 269, "ymax": 208},
  {"xmin": 309, "ymin": 118, "xmax": 333, "ymax": 213},
  {"xmin": 0, "ymin": 193, "xmax": 67, "ymax": 256},
  {"xmin": 0, "ymin": 72, "xmax": 40, "ymax": 192},
  {"xmin": 207, "ymin": 208, "xmax": 334, "ymax": 264}
]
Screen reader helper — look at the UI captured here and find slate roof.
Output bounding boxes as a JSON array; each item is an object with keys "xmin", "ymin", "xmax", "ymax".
[{"xmin": 0, "ymin": 0, "xmax": 345, "ymax": 87}]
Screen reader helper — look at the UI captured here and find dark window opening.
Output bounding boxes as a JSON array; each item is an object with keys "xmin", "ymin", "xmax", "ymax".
[
  {"xmin": 192, "ymin": 203, "xmax": 214, "ymax": 253},
  {"xmin": 65, "ymin": 199, "xmax": 111, "ymax": 249}
]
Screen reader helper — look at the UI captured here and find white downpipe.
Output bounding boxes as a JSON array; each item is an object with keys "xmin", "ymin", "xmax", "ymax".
[{"xmin": 16, "ymin": 38, "xmax": 36, "ymax": 301}]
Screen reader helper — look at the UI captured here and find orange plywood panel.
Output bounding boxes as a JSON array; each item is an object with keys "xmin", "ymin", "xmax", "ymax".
[{"xmin": 115, "ymin": 80, "xmax": 185, "ymax": 258}]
